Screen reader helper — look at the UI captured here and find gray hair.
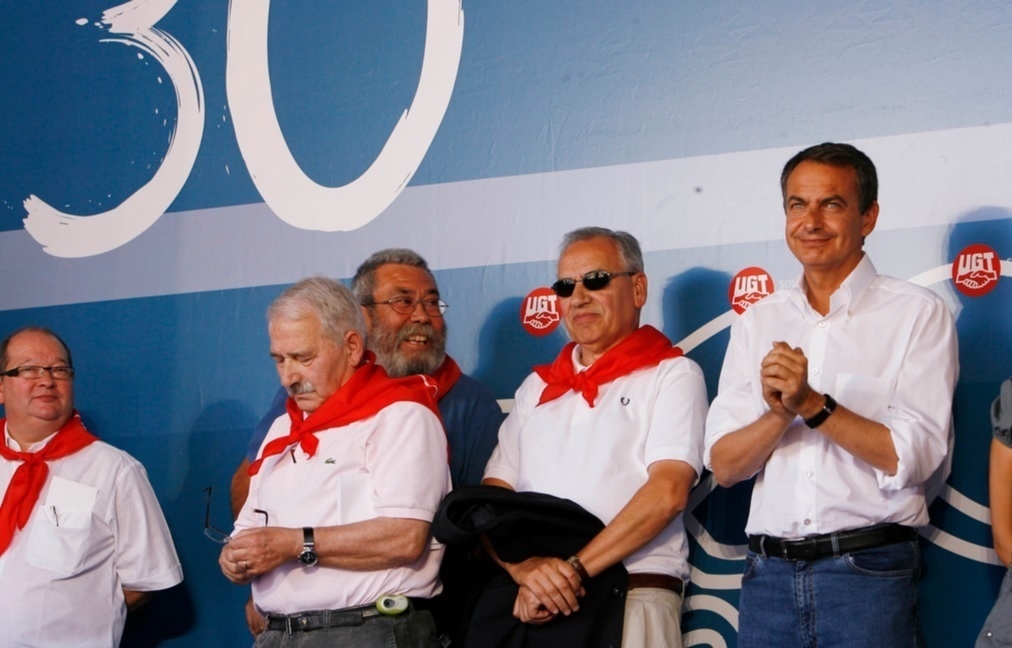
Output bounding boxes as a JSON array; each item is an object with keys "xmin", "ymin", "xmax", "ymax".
[
  {"xmin": 267, "ymin": 276, "xmax": 366, "ymax": 346},
  {"xmin": 560, "ymin": 227, "xmax": 644, "ymax": 273},
  {"xmin": 351, "ymin": 248, "xmax": 435, "ymax": 304},
  {"xmin": 0, "ymin": 326, "xmax": 73, "ymax": 371}
]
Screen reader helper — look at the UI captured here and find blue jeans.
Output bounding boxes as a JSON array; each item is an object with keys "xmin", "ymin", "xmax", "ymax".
[{"xmin": 737, "ymin": 540, "xmax": 923, "ymax": 648}]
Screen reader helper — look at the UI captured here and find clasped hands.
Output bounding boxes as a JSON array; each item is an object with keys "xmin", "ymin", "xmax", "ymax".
[
  {"xmin": 760, "ymin": 341, "xmax": 822, "ymax": 420},
  {"xmin": 506, "ymin": 556, "xmax": 585, "ymax": 625},
  {"xmin": 219, "ymin": 527, "xmax": 297, "ymax": 585}
]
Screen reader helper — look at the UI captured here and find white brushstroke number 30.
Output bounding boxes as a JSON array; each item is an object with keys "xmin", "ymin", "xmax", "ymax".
[{"xmin": 22, "ymin": 0, "xmax": 464, "ymax": 258}]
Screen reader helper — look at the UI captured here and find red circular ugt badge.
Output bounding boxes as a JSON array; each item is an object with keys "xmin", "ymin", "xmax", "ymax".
[
  {"xmin": 520, "ymin": 287, "xmax": 561, "ymax": 337},
  {"xmin": 952, "ymin": 243, "xmax": 1000, "ymax": 298},
  {"xmin": 729, "ymin": 266, "xmax": 774, "ymax": 315}
]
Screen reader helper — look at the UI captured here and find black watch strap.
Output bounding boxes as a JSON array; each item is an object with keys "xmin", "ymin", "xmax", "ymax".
[
  {"xmin": 804, "ymin": 393, "xmax": 837, "ymax": 429},
  {"xmin": 299, "ymin": 527, "xmax": 318, "ymax": 567}
]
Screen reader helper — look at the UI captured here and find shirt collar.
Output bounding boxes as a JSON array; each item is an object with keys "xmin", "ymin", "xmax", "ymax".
[
  {"xmin": 790, "ymin": 253, "xmax": 877, "ymax": 318},
  {"xmin": 4, "ymin": 423, "xmax": 59, "ymax": 453}
]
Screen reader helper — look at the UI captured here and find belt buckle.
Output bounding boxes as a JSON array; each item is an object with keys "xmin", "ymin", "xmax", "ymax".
[
  {"xmin": 790, "ymin": 537, "xmax": 820, "ymax": 561},
  {"xmin": 285, "ymin": 616, "xmax": 295, "ymax": 635}
]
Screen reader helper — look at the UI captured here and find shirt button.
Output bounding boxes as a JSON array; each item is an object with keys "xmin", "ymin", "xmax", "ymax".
[
  {"xmin": 805, "ymin": 470, "xmax": 813, "ymax": 478},
  {"xmin": 804, "ymin": 518, "xmax": 812, "ymax": 525},
  {"xmin": 812, "ymin": 368, "xmax": 821, "ymax": 375},
  {"xmin": 818, "ymin": 321, "xmax": 827, "ymax": 328}
]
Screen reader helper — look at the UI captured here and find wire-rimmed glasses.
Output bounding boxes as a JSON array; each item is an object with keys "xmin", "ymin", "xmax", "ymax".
[{"xmin": 204, "ymin": 486, "xmax": 268, "ymax": 544}]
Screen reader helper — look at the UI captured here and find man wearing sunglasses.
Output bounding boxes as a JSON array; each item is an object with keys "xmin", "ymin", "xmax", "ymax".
[
  {"xmin": 220, "ymin": 277, "xmax": 451, "ymax": 647},
  {"xmin": 482, "ymin": 227, "xmax": 708, "ymax": 647},
  {"xmin": 704, "ymin": 143, "xmax": 958, "ymax": 647},
  {"xmin": 0, "ymin": 326, "xmax": 182, "ymax": 646}
]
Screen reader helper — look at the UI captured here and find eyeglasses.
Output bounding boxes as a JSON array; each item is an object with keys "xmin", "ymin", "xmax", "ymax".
[
  {"xmin": 0, "ymin": 365, "xmax": 75, "ymax": 380},
  {"xmin": 550, "ymin": 270, "xmax": 637, "ymax": 298},
  {"xmin": 364, "ymin": 297, "xmax": 449, "ymax": 317},
  {"xmin": 203, "ymin": 486, "xmax": 268, "ymax": 544}
]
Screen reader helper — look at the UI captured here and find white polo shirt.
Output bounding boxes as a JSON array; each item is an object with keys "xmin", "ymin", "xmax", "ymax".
[
  {"xmin": 484, "ymin": 349, "xmax": 707, "ymax": 580},
  {"xmin": 238, "ymin": 400, "xmax": 450, "ymax": 614}
]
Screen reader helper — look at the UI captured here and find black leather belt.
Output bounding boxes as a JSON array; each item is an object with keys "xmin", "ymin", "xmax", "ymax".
[
  {"xmin": 627, "ymin": 573, "xmax": 684, "ymax": 595},
  {"xmin": 265, "ymin": 603, "xmax": 403, "ymax": 635},
  {"xmin": 748, "ymin": 523, "xmax": 917, "ymax": 562}
]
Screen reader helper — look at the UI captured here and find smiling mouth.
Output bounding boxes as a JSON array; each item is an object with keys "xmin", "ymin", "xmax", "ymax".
[{"xmin": 403, "ymin": 335, "xmax": 430, "ymax": 346}]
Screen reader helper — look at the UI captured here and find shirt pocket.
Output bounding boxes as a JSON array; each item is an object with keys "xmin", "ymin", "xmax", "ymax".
[
  {"xmin": 836, "ymin": 373, "xmax": 892, "ymax": 420},
  {"xmin": 26, "ymin": 507, "xmax": 96, "ymax": 577},
  {"xmin": 336, "ymin": 473, "xmax": 377, "ymax": 524},
  {"xmin": 26, "ymin": 476, "xmax": 100, "ymax": 577}
]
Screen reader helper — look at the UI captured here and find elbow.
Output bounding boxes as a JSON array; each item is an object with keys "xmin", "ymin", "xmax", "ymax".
[
  {"xmin": 390, "ymin": 527, "xmax": 430, "ymax": 565},
  {"xmin": 993, "ymin": 535, "xmax": 1012, "ymax": 568},
  {"xmin": 711, "ymin": 470, "xmax": 740, "ymax": 489},
  {"xmin": 708, "ymin": 455, "xmax": 744, "ymax": 489}
]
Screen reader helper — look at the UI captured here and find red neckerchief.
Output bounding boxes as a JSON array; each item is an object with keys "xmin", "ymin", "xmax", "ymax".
[
  {"xmin": 430, "ymin": 355, "xmax": 463, "ymax": 401},
  {"xmin": 249, "ymin": 352, "xmax": 439, "ymax": 476},
  {"xmin": 0, "ymin": 413, "xmax": 97, "ymax": 556},
  {"xmin": 534, "ymin": 326, "xmax": 683, "ymax": 408}
]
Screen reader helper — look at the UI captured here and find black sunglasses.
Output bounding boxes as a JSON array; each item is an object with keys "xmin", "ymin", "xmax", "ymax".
[{"xmin": 551, "ymin": 270, "xmax": 636, "ymax": 298}]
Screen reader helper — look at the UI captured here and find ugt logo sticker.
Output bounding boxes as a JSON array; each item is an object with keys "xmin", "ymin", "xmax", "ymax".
[
  {"xmin": 521, "ymin": 287, "xmax": 561, "ymax": 336},
  {"xmin": 952, "ymin": 244, "xmax": 1000, "ymax": 297},
  {"xmin": 729, "ymin": 267, "xmax": 774, "ymax": 314}
]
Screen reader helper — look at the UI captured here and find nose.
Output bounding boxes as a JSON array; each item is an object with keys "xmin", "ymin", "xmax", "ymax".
[
  {"xmin": 34, "ymin": 368, "xmax": 57, "ymax": 386},
  {"xmin": 277, "ymin": 359, "xmax": 301, "ymax": 389},
  {"xmin": 800, "ymin": 205, "xmax": 824, "ymax": 230},
  {"xmin": 409, "ymin": 300, "xmax": 432, "ymax": 324},
  {"xmin": 568, "ymin": 280, "xmax": 592, "ymax": 305}
]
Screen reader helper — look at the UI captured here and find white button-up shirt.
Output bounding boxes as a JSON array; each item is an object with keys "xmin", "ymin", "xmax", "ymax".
[{"xmin": 704, "ymin": 255, "xmax": 958, "ymax": 537}]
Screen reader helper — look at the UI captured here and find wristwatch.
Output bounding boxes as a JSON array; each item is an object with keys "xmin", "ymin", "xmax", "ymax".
[
  {"xmin": 804, "ymin": 393, "xmax": 837, "ymax": 429},
  {"xmin": 298, "ymin": 527, "xmax": 318, "ymax": 567}
]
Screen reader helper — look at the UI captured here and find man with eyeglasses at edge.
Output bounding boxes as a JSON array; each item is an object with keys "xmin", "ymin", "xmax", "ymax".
[
  {"xmin": 219, "ymin": 277, "xmax": 451, "ymax": 648},
  {"xmin": 704, "ymin": 143, "xmax": 958, "ymax": 647},
  {"xmin": 0, "ymin": 326, "xmax": 182, "ymax": 647},
  {"xmin": 230, "ymin": 249, "xmax": 504, "ymax": 638},
  {"xmin": 480, "ymin": 227, "xmax": 708, "ymax": 647}
]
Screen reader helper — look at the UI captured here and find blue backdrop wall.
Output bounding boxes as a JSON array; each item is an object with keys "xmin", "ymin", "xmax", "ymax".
[{"xmin": 1, "ymin": 1, "xmax": 1010, "ymax": 645}]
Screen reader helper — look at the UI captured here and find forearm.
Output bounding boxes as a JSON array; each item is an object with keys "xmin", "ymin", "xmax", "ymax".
[
  {"xmin": 710, "ymin": 409, "xmax": 793, "ymax": 486},
  {"xmin": 576, "ymin": 461, "xmax": 696, "ymax": 578},
  {"xmin": 221, "ymin": 517, "xmax": 431, "ymax": 582},
  {"xmin": 990, "ymin": 439, "xmax": 1012, "ymax": 567},
  {"xmin": 312, "ymin": 518, "xmax": 431, "ymax": 570},
  {"xmin": 810, "ymin": 403, "xmax": 898, "ymax": 475}
]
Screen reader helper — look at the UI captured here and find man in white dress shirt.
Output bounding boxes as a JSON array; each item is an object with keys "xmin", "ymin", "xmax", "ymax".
[
  {"xmin": 0, "ymin": 326, "xmax": 182, "ymax": 647},
  {"xmin": 705, "ymin": 142, "xmax": 958, "ymax": 647}
]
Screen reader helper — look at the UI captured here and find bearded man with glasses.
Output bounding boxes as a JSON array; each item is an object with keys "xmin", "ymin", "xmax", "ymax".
[
  {"xmin": 0, "ymin": 326, "xmax": 181, "ymax": 646},
  {"xmin": 478, "ymin": 227, "xmax": 708, "ymax": 647}
]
